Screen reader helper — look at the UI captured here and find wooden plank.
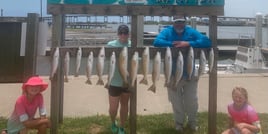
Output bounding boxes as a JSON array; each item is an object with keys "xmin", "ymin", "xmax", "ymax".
[
  {"xmin": 48, "ymin": 5, "xmax": 224, "ymax": 16},
  {"xmin": 208, "ymin": 15, "xmax": 218, "ymax": 134},
  {"xmin": 58, "ymin": 15, "xmax": 66, "ymax": 124},
  {"xmin": 23, "ymin": 13, "xmax": 39, "ymax": 82},
  {"xmin": 129, "ymin": 15, "xmax": 142, "ymax": 134},
  {"xmin": 50, "ymin": 15, "xmax": 64, "ymax": 134},
  {"xmin": 57, "ymin": 46, "xmax": 209, "ymax": 59},
  {"xmin": 144, "ymin": 38, "xmax": 254, "ymax": 46}
]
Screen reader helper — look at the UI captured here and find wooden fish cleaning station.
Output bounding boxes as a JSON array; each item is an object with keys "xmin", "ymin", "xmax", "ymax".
[{"xmin": 47, "ymin": 2, "xmax": 224, "ymax": 134}]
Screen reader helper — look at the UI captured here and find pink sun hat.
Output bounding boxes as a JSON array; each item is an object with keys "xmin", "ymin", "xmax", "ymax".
[{"xmin": 22, "ymin": 76, "xmax": 48, "ymax": 92}]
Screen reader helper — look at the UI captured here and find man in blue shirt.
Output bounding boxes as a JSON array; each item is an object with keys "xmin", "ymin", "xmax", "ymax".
[{"xmin": 153, "ymin": 16, "xmax": 211, "ymax": 132}]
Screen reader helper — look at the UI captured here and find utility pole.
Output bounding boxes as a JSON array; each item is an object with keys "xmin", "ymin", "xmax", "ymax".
[
  {"xmin": 40, "ymin": 0, "xmax": 43, "ymax": 20},
  {"xmin": 1, "ymin": 9, "xmax": 3, "ymax": 16}
]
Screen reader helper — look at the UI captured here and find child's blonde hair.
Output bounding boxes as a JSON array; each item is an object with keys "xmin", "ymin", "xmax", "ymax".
[{"xmin": 232, "ymin": 86, "xmax": 248, "ymax": 103}]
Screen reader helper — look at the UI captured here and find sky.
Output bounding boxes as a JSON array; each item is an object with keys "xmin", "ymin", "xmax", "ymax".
[{"xmin": 0, "ymin": 0, "xmax": 268, "ymax": 18}]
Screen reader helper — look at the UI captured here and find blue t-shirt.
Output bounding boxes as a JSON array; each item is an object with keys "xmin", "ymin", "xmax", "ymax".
[{"xmin": 107, "ymin": 39, "xmax": 131, "ymax": 87}]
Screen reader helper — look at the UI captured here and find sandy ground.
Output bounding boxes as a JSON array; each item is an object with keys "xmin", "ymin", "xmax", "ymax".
[{"xmin": 1, "ymin": 73, "xmax": 268, "ymax": 118}]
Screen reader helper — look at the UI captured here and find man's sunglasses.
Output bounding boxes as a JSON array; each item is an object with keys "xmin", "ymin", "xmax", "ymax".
[
  {"xmin": 174, "ymin": 20, "xmax": 185, "ymax": 24},
  {"xmin": 119, "ymin": 31, "xmax": 129, "ymax": 35}
]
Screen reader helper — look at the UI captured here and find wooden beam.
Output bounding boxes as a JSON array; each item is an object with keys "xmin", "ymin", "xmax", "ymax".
[
  {"xmin": 50, "ymin": 15, "xmax": 65, "ymax": 134},
  {"xmin": 58, "ymin": 15, "xmax": 66, "ymax": 124},
  {"xmin": 23, "ymin": 13, "xmax": 39, "ymax": 82},
  {"xmin": 57, "ymin": 46, "xmax": 209, "ymax": 59},
  {"xmin": 129, "ymin": 15, "xmax": 143, "ymax": 134},
  {"xmin": 48, "ymin": 5, "xmax": 224, "ymax": 16},
  {"xmin": 208, "ymin": 15, "xmax": 218, "ymax": 134}
]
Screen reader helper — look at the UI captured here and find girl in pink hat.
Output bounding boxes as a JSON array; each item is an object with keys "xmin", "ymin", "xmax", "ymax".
[{"xmin": 5, "ymin": 76, "xmax": 50, "ymax": 134}]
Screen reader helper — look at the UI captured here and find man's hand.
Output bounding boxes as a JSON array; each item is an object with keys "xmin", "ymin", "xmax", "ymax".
[{"xmin": 172, "ymin": 41, "xmax": 189, "ymax": 48}]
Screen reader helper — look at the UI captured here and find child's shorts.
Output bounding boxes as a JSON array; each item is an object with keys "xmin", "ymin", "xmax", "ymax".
[
  {"xmin": 232, "ymin": 128, "xmax": 258, "ymax": 134},
  {"xmin": 108, "ymin": 85, "xmax": 130, "ymax": 97}
]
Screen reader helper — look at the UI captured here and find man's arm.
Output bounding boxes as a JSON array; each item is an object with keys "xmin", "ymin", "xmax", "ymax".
[
  {"xmin": 187, "ymin": 28, "xmax": 211, "ymax": 48},
  {"xmin": 153, "ymin": 29, "xmax": 173, "ymax": 47}
]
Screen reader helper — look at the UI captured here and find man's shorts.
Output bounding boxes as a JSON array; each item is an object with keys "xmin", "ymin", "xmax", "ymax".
[{"xmin": 108, "ymin": 85, "xmax": 130, "ymax": 97}]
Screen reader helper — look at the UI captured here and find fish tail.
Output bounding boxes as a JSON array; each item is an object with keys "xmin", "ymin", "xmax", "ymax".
[
  {"xmin": 172, "ymin": 82, "xmax": 178, "ymax": 90},
  {"xmin": 85, "ymin": 79, "xmax": 92, "ymax": 85},
  {"xmin": 164, "ymin": 82, "xmax": 167, "ymax": 87},
  {"xmin": 164, "ymin": 79, "xmax": 169, "ymax": 87},
  {"xmin": 74, "ymin": 73, "xmax": 79, "ymax": 77},
  {"xmin": 188, "ymin": 76, "xmax": 192, "ymax": 81},
  {"xmin": 148, "ymin": 84, "xmax": 156, "ymax": 93},
  {"xmin": 164, "ymin": 82, "xmax": 171, "ymax": 88},
  {"xmin": 96, "ymin": 79, "xmax": 104, "ymax": 85},
  {"xmin": 139, "ymin": 78, "xmax": 148, "ymax": 85},
  {"xmin": 64, "ymin": 77, "xmax": 69, "ymax": 82},
  {"xmin": 104, "ymin": 83, "xmax": 110, "ymax": 89}
]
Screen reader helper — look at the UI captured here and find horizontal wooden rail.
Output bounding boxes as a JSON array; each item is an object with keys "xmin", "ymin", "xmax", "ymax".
[
  {"xmin": 53, "ymin": 46, "xmax": 212, "ymax": 59},
  {"xmin": 48, "ymin": 5, "xmax": 224, "ymax": 16}
]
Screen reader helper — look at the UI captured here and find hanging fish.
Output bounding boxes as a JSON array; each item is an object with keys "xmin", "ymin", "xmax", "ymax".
[
  {"xmin": 74, "ymin": 47, "xmax": 82, "ymax": 77},
  {"xmin": 49, "ymin": 47, "xmax": 59, "ymax": 80},
  {"xmin": 118, "ymin": 47, "xmax": 129, "ymax": 88},
  {"xmin": 208, "ymin": 48, "xmax": 214, "ymax": 73},
  {"xmin": 85, "ymin": 51, "xmax": 94, "ymax": 84},
  {"xmin": 139, "ymin": 46, "xmax": 149, "ymax": 85},
  {"xmin": 105, "ymin": 51, "xmax": 116, "ymax": 89},
  {"xmin": 64, "ymin": 51, "xmax": 70, "ymax": 82},
  {"xmin": 148, "ymin": 52, "xmax": 161, "ymax": 93},
  {"xmin": 96, "ymin": 46, "xmax": 105, "ymax": 85},
  {"xmin": 164, "ymin": 47, "xmax": 172, "ymax": 87},
  {"xmin": 130, "ymin": 52, "xmax": 139, "ymax": 88},
  {"xmin": 174, "ymin": 51, "xmax": 184, "ymax": 87},
  {"xmin": 187, "ymin": 47, "xmax": 194, "ymax": 80},
  {"xmin": 198, "ymin": 49, "xmax": 207, "ymax": 78}
]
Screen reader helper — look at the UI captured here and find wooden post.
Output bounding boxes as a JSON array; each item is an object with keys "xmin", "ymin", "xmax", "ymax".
[
  {"xmin": 23, "ymin": 13, "xmax": 39, "ymax": 82},
  {"xmin": 50, "ymin": 14, "xmax": 64, "ymax": 134},
  {"xmin": 129, "ymin": 15, "xmax": 143, "ymax": 134},
  {"xmin": 208, "ymin": 15, "xmax": 218, "ymax": 134},
  {"xmin": 190, "ymin": 17, "xmax": 197, "ymax": 29},
  {"xmin": 136, "ymin": 16, "xmax": 144, "ymax": 47},
  {"xmin": 58, "ymin": 14, "xmax": 66, "ymax": 124}
]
